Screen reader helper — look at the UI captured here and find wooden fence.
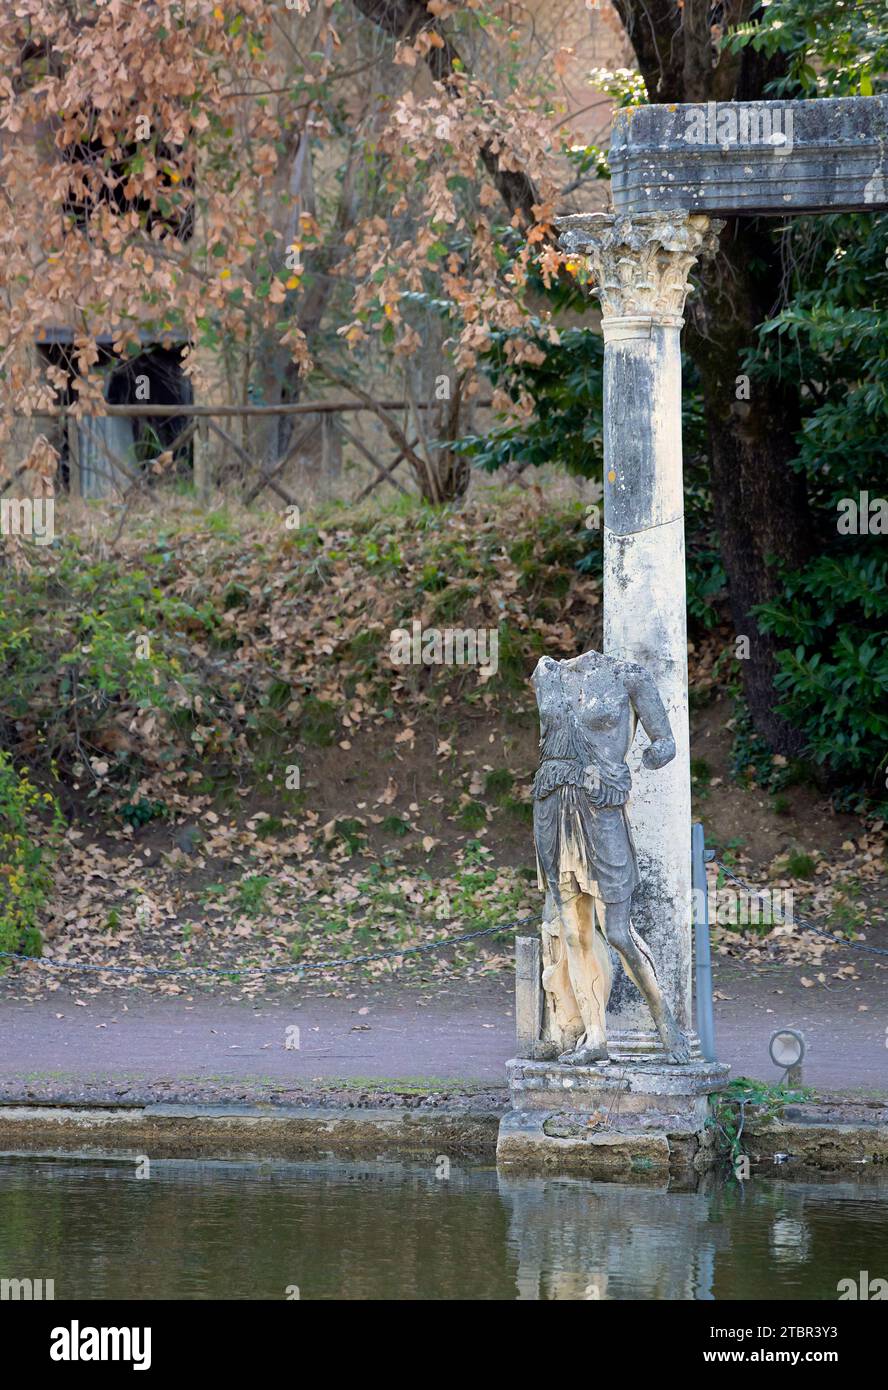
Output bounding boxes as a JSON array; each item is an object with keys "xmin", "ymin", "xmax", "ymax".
[{"xmin": 10, "ymin": 397, "xmax": 517, "ymax": 508}]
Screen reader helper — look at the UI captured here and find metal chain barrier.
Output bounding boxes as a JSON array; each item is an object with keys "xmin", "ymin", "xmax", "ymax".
[
  {"xmin": 713, "ymin": 858, "xmax": 888, "ymax": 959},
  {"xmin": 0, "ymin": 914, "xmax": 536, "ymax": 979},
  {"xmin": 1, "ymin": 861, "xmax": 884, "ymax": 980}
]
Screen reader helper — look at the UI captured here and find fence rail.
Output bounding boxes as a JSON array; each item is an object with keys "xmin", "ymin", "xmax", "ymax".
[
  {"xmin": 11, "ymin": 396, "xmax": 504, "ymax": 507},
  {"xmin": 16, "ymin": 399, "xmax": 488, "ymax": 418}
]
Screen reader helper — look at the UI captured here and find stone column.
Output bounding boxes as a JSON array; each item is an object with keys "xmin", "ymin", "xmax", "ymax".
[{"xmin": 556, "ymin": 212, "xmax": 722, "ymax": 1043}]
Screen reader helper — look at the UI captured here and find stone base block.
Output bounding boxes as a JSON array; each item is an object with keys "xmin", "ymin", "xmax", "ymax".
[
  {"xmin": 500, "ymin": 1053, "xmax": 730, "ymax": 1176},
  {"xmin": 506, "ymin": 1055, "xmax": 730, "ymax": 1127},
  {"xmin": 496, "ymin": 1110, "xmax": 717, "ymax": 1178}
]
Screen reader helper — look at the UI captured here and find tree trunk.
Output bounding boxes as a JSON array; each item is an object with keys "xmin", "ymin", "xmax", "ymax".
[
  {"xmin": 417, "ymin": 447, "xmax": 470, "ymax": 504},
  {"xmin": 685, "ymin": 220, "xmax": 814, "ymax": 753},
  {"xmin": 611, "ymin": 0, "xmax": 814, "ymax": 753}
]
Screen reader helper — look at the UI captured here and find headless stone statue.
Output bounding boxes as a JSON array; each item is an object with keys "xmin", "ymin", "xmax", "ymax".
[{"xmin": 531, "ymin": 650, "xmax": 690, "ymax": 1065}]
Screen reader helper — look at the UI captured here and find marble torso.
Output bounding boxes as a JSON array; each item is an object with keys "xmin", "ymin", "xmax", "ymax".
[{"xmin": 532, "ymin": 652, "xmax": 638, "ymax": 805}]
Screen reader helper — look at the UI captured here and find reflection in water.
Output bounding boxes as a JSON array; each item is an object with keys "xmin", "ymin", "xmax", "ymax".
[
  {"xmin": 769, "ymin": 1216, "xmax": 812, "ymax": 1265},
  {"xmin": 0, "ymin": 1155, "xmax": 886, "ymax": 1301},
  {"xmin": 498, "ymin": 1174, "xmax": 732, "ymax": 1300}
]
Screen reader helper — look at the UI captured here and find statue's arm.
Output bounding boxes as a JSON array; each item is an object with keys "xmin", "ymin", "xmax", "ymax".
[{"xmin": 623, "ymin": 665, "xmax": 676, "ymax": 770}]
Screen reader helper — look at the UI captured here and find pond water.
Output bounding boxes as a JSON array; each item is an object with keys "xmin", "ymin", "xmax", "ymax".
[{"xmin": 1, "ymin": 1154, "xmax": 886, "ymax": 1300}]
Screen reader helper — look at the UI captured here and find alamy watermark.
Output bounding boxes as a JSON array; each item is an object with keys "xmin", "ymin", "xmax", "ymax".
[
  {"xmin": 0, "ymin": 496, "xmax": 54, "ymax": 545},
  {"xmin": 389, "ymin": 619, "xmax": 498, "ymax": 677},
  {"xmin": 684, "ymin": 101, "xmax": 794, "ymax": 154},
  {"xmin": 50, "ymin": 1322, "xmax": 151, "ymax": 1370},
  {"xmin": 837, "ymin": 491, "xmax": 887, "ymax": 535},
  {"xmin": 1, "ymin": 1276, "xmax": 55, "ymax": 1300},
  {"xmin": 688, "ymin": 886, "xmax": 794, "ymax": 928},
  {"xmin": 836, "ymin": 1270, "xmax": 887, "ymax": 1300}
]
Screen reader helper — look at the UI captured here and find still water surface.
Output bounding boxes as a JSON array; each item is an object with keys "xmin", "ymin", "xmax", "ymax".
[{"xmin": 1, "ymin": 1155, "xmax": 886, "ymax": 1300}]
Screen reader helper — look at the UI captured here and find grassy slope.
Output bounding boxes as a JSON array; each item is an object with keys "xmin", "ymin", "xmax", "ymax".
[{"xmin": 1, "ymin": 488, "xmax": 883, "ymax": 993}]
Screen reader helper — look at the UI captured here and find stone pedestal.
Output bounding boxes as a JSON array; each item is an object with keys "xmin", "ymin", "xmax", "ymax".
[
  {"xmin": 502, "ymin": 921, "xmax": 732, "ymax": 1171},
  {"xmin": 504, "ymin": 937, "xmax": 730, "ymax": 1175},
  {"xmin": 505, "ymin": 1053, "xmax": 729, "ymax": 1123},
  {"xmin": 499, "ymin": 1054, "xmax": 730, "ymax": 1177}
]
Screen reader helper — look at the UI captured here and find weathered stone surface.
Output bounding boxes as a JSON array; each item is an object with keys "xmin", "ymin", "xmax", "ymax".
[
  {"xmin": 530, "ymin": 649, "xmax": 691, "ymax": 1063},
  {"xmin": 0, "ymin": 1103, "xmax": 500, "ymax": 1160},
  {"xmin": 745, "ymin": 1119, "xmax": 888, "ymax": 1171},
  {"xmin": 4, "ymin": 1099, "xmax": 886, "ymax": 1176},
  {"xmin": 499, "ymin": 1110, "xmax": 671, "ymax": 1174},
  {"xmin": 506, "ymin": 1056, "xmax": 730, "ymax": 1127},
  {"xmin": 557, "ymin": 211, "xmax": 722, "ymax": 321},
  {"xmin": 514, "ymin": 934, "xmax": 543, "ymax": 1057},
  {"xmin": 497, "ymin": 1109, "xmax": 687, "ymax": 1177},
  {"xmin": 601, "ymin": 326, "xmax": 683, "ymax": 534},
  {"xmin": 604, "ymin": 518, "xmax": 692, "ymax": 1028},
  {"xmin": 609, "ymin": 96, "xmax": 888, "ymax": 215}
]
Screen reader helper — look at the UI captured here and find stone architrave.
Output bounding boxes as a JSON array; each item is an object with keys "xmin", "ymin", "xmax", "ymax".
[
  {"xmin": 608, "ymin": 96, "xmax": 888, "ymax": 216},
  {"xmin": 552, "ymin": 211, "xmax": 723, "ymax": 1049}
]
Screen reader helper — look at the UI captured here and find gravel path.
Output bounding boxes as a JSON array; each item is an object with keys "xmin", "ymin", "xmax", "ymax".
[{"xmin": 1, "ymin": 946, "xmax": 885, "ymax": 1106}]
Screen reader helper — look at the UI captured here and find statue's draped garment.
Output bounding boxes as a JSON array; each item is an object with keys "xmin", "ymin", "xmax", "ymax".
[{"xmin": 532, "ymin": 657, "xmax": 640, "ymax": 908}]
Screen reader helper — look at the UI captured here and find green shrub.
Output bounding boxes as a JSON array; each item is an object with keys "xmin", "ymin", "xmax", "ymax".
[
  {"xmin": 783, "ymin": 850, "xmax": 817, "ymax": 880},
  {"xmin": 458, "ymin": 323, "xmax": 605, "ymax": 479},
  {"xmin": 333, "ymin": 818, "xmax": 366, "ymax": 855},
  {"xmin": 0, "ymin": 542, "xmax": 215, "ymax": 779},
  {"xmin": 754, "ymin": 553, "xmax": 888, "ymax": 800},
  {"xmin": 120, "ymin": 797, "xmax": 167, "ymax": 828},
  {"xmin": 0, "ymin": 753, "xmax": 65, "ymax": 961},
  {"xmin": 380, "ymin": 814, "xmax": 411, "ymax": 838},
  {"xmin": 485, "ymin": 768, "xmax": 514, "ymax": 801},
  {"xmin": 235, "ymin": 874, "xmax": 272, "ymax": 917},
  {"xmin": 503, "ymin": 795, "xmax": 533, "ymax": 825},
  {"xmin": 690, "ymin": 758, "xmax": 712, "ymax": 786},
  {"xmin": 299, "ymin": 696, "xmax": 338, "ymax": 747},
  {"xmin": 458, "ymin": 800, "xmax": 487, "ymax": 831}
]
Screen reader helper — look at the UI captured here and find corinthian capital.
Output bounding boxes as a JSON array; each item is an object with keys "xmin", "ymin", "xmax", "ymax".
[{"xmin": 555, "ymin": 211, "xmax": 723, "ymax": 321}]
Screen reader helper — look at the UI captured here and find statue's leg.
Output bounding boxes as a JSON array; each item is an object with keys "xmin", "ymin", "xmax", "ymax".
[
  {"xmin": 540, "ymin": 892, "xmax": 584, "ymax": 1055},
  {"xmin": 555, "ymin": 890, "xmax": 611, "ymax": 1064},
  {"xmin": 604, "ymin": 899, "xmax": 690, "ymax": 1064}
]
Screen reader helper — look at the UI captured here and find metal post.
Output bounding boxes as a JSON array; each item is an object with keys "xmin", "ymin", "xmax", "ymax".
[{"xmin": 692, "ymin": 821, "xmax": 717, "ymax": 1062}]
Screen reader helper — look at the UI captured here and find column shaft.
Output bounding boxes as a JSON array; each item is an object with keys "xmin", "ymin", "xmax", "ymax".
[{"xmin": 603, "ymin": 316, "xmax": 691, "ymax": 1031}]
